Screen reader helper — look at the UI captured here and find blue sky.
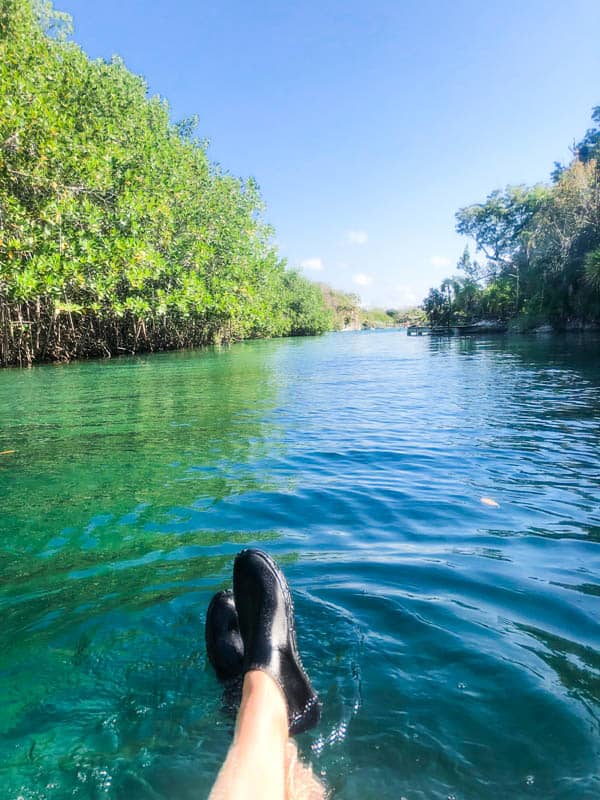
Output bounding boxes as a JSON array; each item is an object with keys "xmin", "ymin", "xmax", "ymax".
[{"xmin": 58, "ymin": 0, "xmax": 600, "ymax": 307}]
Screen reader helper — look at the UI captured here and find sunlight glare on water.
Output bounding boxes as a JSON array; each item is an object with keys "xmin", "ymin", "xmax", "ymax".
[{"xmin": 0, "ymin": 330, "xmax": 599, "ymax": 799}]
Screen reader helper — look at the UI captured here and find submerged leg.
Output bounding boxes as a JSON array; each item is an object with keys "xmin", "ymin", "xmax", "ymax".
[
  {"xmin": 285, "ymin": 740, "xmax": 327, "ymax": 800},
  {"xmin": 208, "ymin": 670, "xmax": 288, "ymax": 800},
  {"xmin": 208, "ymin": 670, "xmax": 326, "ymax": 800}
]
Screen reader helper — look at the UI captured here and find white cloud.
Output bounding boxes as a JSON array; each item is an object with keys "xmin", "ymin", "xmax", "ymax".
[
  {"xmin": 394, "ymin": 283, "xmax": 419, "ymax": 307},
  {"xmin": 430, "ymin": 255, "xmax": 451, "ymax": 269},
  {"xmin": 300, "ymin": 257, "xmax": 324, "ymax": 271},
  {"xmin": 347, "ymin": 230, "xmax": 368, "ymax": 245},
  {"xmin": 353, "ymin": 272, "xmax": 373, "ymax": 286}
]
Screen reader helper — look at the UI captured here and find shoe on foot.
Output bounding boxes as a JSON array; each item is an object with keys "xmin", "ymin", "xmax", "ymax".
[
  {"xmin": 233, "ymin": 548, "xmax": 321, "ymax": 735},
  {"xmin": 205, "ymin": 589, "xmax": 244, "ymax": 683}
]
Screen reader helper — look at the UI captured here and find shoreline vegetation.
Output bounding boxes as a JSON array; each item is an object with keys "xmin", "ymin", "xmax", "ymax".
[
  {"xmin": 0, "ymin": 1, "xmax": 339, "ymax": 367},
  {"xmin": 318, "ymin": 284, "xmax": 426, "ymax": 332},
  {"xmin": 422, "ymin": 109, "xmax": 600, "ymax": 332}
]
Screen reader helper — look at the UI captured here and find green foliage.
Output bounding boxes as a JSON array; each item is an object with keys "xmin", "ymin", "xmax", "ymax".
[
  {"xmin": 280, "ymin": 271, "xmax": 332, "ymax": 336},
  {"xmin": 584, "ymin": 247, "xmax": 600, "ymax": 290},
  {"xmin": 391, "ymin": 306, "xmax": 427, "ymax": 327},
  {"xmin": 0, "ymin": 0, "xmax": 331, "ymax": 365},
  {"xmin": 422, "ymin": 286, "xmax": 453, "ymax": 327},
  {"xmin": 361, "ymin": 308, "xmax": 397, "ymax": 328},
  {"xmin": 455, "ymin": 186, "xmax": 545, "ymax": 269},
  {"xmin": 318, "ymin": 284, "xmax": 361, "ymax": 329},
  {"xmin": 575, "ymin": 106, "xmax": 600, "ymax": 164},
  {"xmin": 317, "ymin": 284, "xmax": 421, "ymax": 330},
  {"xmin": 423, "ymin": 108, "xmax": 600, "ymax": 329}
]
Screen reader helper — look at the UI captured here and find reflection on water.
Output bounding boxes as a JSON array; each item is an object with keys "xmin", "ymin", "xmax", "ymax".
[{"xmin": 0, "ymin": 332, "xmax": 599, "ymax": 799}]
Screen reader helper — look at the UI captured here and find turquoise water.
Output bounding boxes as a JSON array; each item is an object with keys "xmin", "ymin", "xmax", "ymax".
[{"xmin": 1, "ymin": 331, "xmax": 599, "ymax": 799}]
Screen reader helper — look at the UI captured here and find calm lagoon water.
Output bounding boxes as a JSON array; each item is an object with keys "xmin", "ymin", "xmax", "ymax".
[{"xmin": 1, "ymin": 330, "xmax": 599, "ymax": 799}]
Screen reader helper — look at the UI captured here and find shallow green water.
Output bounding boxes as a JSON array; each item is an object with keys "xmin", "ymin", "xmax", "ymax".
[{"xmin": 1, "ymin": 331, "xmax": 599, "ymax": 799}]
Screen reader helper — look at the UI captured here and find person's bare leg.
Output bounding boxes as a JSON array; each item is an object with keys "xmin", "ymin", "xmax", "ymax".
[
  {"xmin": 209, "ymin": 670, "xmax": 326, "ymax": 800},
  {"xmin": 285, "ymin": 740, "xmax": 327, "ymax": 800},
  {"xmin": 209, "ymin": 670, "xmax": 288, "ymax": 800}
]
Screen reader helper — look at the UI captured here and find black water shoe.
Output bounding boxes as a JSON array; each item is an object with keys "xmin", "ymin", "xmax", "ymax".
[
  {"xmin": 205, "ymin": 589, "xmax": 244, "ymax": 682},
  {"xmin": 233, "ymin": 548, "xmax": 321, "ymax": 735}
]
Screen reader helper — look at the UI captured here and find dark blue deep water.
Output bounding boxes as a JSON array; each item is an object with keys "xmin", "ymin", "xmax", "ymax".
[{"xmin": 1, "ymin": 331, "xmax": 599, "ymax": 799}]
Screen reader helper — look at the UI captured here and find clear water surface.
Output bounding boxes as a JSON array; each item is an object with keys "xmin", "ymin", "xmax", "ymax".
[{"xmin": 1, "ymin": 331, "xmax": 599, "ymax": 800}]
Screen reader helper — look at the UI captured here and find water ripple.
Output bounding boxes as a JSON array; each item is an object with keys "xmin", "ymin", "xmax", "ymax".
[{"xmin": 1, "ymin": 332, "xmax": 599, "ymax": 798}]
